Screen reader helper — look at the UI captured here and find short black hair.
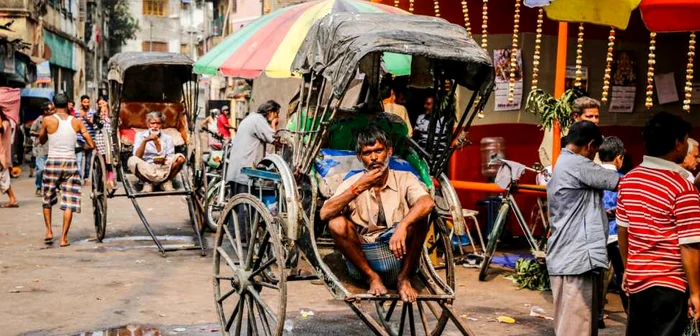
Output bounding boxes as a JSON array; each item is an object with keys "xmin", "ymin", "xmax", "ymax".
[
  {"xmin": 54, "ymin": 93, "xmax": 69, "ymax": 108},
  {"xmin": 41, "ymin": 101, "xmax": 52, "ymax": 110},
  {"xmin": 599, "ymin": 136, "xmax": 625, "ymax": 162},
  {"xmin": 68, "ymin": 100, "xmax": 75, "ymax": 105},
  {"xmin": 560, "ymin": 136, "xmax": 567, "ymax": 149},
  {"xmin": 355, "ymin": 126, "xmax": 393, "ymax": 154},
  {"xmin": 566, "ymin": 120, "xmax": 603, "ymax": 147},
  {"xmin": 256, "ymin": 100, "xmax": 281, "ymax": 116},
  {"xmin": 80, "ymin": 95, "xmax": 90, "ymax": 101},
  {"xmin": 643, "ymin": 112, "xmax": 692, "ymax": 157}
]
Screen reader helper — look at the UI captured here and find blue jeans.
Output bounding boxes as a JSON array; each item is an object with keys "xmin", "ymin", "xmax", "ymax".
[
  {"xmin": 35, "ymin": 155, "xmax": 47, "ymax": 189},
  {"xmin": 76, "ymin": 149, "xmax": 93, "ymax": 180}
]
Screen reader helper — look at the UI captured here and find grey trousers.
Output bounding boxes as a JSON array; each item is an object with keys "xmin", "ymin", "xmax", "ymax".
[{"xmin": 550, "ymin": 270, "xmax": 604, "ymax": 336}]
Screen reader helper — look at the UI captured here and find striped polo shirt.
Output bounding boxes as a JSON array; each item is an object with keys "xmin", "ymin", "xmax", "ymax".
[{"xmin": 617, "ymin": 156, "xmax": 700, "ymax": 294}]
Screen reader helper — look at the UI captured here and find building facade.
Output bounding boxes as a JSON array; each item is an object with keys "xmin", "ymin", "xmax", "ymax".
[{"xmin": 123, "ymin": 0, "xmax": 182, "ymax": 53}]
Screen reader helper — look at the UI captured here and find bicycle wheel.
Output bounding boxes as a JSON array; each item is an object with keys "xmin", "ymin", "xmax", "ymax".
[
  {"xmin": 205, "ymin": 179, "xmax": 225, "ymax": 232},
  {"xmin": 478, "ymin": 202, "xmax": 511, "ymax": 281}
]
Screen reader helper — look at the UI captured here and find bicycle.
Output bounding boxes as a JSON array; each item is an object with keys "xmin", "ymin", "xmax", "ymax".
[{"xmin": 478, "ymin": 157, "xmax": 550, "ymax": 281}]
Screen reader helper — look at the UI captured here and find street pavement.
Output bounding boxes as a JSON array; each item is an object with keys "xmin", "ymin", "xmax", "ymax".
[{"xmin": 1, "ymin": 175, "xmax": 626, "ymax": 335}]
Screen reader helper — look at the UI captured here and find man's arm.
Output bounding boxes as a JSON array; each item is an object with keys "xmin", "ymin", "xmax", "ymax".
[
  {"xmin": 39, "ymin": 119, "xmax": 50, "ymax": 145},
  {"xmin": 134, "ymin": 134, "xmax": 149, "ymax": 158},
  {"xmin": 578, "ymin": 161, "xmax": 620, "ymax": 191},
  {"xmin": 675, "ymin": 190, "xmax": 700, "ymax": 319},
  {"xmin": 75, "ymin": 119, "xmax": 95, "ymax": 149},
  {"xmin": 320, "ymin": 169, "xmax": 383, "ymax": 221}
]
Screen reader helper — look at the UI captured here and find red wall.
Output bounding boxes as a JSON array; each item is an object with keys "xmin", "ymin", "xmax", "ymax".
[{"xmin": 452, "ymin": 124, "xmax": 700, "ymax": 237}]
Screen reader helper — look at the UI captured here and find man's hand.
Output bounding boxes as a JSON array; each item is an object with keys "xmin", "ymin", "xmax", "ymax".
[
  {"xmin": 621, "ymin": 271, "xmax": 628, "ymax": 294},
  {"xmin": 146, "ymin": 132, "xmax": 159, "ymax": 142},
  {"xmin": 689, "ymin": 293, "xmax": 700, "ymax": 320},
  {"xmin": 389, "ymin": 224, "xmax": 408, "ymax": 259},
  {"xmin": 354, "ymin": 168, "xmax": 383, "ymax": 193}
]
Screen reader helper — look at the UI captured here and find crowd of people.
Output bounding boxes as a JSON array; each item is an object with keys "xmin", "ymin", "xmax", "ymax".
[{"xmin": 545, "ymin": 97, "xmax": 700, "ymax": 336}]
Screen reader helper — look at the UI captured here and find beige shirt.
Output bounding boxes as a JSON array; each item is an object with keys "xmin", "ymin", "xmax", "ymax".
[
  {"xmin": 384, "ymin": 103, "xmax": 413, "ymax": 137},
  {"xmin": 329, "ymin": 170, "xmax": 428, "ymax": 242}
]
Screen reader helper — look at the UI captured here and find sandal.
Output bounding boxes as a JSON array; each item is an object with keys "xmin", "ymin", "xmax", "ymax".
[
  {"xmin": 44, "ymin": 237, "xmax": 54, "ymax": 245},
  {"xmin": 0, "ymin": 203, "xmax": 19, "ymax": 208}
]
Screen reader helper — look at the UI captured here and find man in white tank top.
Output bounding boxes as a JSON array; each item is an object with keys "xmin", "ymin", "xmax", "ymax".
[{"xmin": 38, "ymin": 93, "xmax": 95, "ymax": 247}]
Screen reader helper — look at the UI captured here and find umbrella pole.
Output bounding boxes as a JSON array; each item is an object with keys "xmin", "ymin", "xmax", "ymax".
[{"xmin": 552, "ymin": 22, "xmax": 568, "ymax": 168}]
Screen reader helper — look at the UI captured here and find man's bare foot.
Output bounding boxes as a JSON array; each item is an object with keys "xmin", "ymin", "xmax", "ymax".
[
  {"xmin": 60, "ymin": 239, "xmax": 70, "ymax": 247},
  {"xmin": 397, "ymin": 278, "xmax": 418, "ymax": 303},
  {"xmin": 367, "ymin": 276, "xmax": 388, "ymax": 296},
  {"xmin": 45, "ymin": 232, "xmax": 54, "ymax": 245}
]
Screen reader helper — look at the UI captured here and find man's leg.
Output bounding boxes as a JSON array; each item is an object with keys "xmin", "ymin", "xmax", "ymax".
[
  {"xmin": 328, "ymin": 216, "xmax": 387, "ymax": 296},
  {"xmin": 396, "ymin": 218, "xmax": 430, "ymax": 302},
  {"xmin": 165, "ymin": 155, "xmax": 186, "ymax": 181},
  {"xmin": 550, "ymin": 272, "xmax": 599, "ymax": 336},
  {"xmin": 75, "ymin": 151, "xmax": 84, "ymax": 180},
  {"xmin": 60, "ymin": 209, "xmax": 73, "ymax": 247},
  {"xmin": 607, "ymin": 243, "xmax": 628, "ymax": 313},
  {"xmin": 35, "ymin": 155, "xmax": 46, "ymax": 192},
  {"xmin": 627, "ymin": 287, "xmax": 688, "ymax": 336},
  {"xmin": 43, "ymin": 207, "xmax": 53, "ymax": 241},
  {"xmin": 83, "ymin": 150, "xmax": 93, "ymax": 182}
]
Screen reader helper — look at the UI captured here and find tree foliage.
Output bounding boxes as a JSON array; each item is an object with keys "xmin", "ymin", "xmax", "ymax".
[{"xmin": 105, "ymin": 0, "xmax": 139, "ymax": 49}]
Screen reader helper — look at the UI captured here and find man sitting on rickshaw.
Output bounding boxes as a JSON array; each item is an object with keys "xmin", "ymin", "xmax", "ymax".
[
  {"xmin": 127, "ymin": 111, "xmax": 186, "ymax": 192},
  {"xmin": 320, "ymin": 126, "xmax": 435, "ymax": 303}
]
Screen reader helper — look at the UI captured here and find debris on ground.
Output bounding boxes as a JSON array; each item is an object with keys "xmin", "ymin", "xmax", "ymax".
[
  {"xmin": 529, "ymin": 306, "xmax": 554, "ymax": 320},
  {"xmin": 497, "ymin": 316, "xmax": 516, "ymax": 324},
  {"xmin": 300, "ymin": 310, "xmax": 315, "ymax": 318}
]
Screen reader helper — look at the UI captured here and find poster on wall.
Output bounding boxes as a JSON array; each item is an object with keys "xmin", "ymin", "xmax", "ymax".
[
  {"xmin": 691, "ymin": 83, "xmax": 700, "ymax": 105},
  {"xmin": 36, "ymin": 61, "xmax": 51, "ymax": 84},
  {"xmin": 565, "ymin": 66, "xmax": 588, "ymax": 92},
  {"xmin": 609, "ymin": 51, "xmax": 637, "ymax": 113},
  {"xmin": 655, "ymin": 72, "xmax": 679, "ymax": 105},
  {"xmin": 493, "ymin": 49, "xmax": 523, "ymax": 111}
]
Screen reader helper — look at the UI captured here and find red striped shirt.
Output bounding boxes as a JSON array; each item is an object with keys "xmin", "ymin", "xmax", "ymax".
[{"xmin": 617, "ymin": 160, "xmax": 700, "ymax": 294}]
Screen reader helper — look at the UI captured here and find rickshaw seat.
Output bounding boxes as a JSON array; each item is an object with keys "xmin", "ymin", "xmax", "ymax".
[{"xmin": 118, "ymin": 102, "xmax": 188, "ymax": 146}]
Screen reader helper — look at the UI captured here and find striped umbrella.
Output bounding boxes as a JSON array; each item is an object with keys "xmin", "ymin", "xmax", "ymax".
[{"xmin": 194, "ymin": 0, "xmax": 410, "ymax": 78}]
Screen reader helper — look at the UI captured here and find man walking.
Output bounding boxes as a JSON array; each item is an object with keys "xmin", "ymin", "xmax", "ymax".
[
  {"xmin": 30, "ymin": 102, "xmax": 55, "ymax": 196},
  {"xmin": 546, "ymin": 121, "xmax": 620, "ymax": 336},
  {"xmin": 39, "ymin": 93, "xmax": 94, "ymax": 247},
  {"xmin": 618, "ymin": 112, "xmax": 700, "ymax": 336},
  {"xmin": 75, "ymin": 95, "xmax": 96, "ymax": 184}
]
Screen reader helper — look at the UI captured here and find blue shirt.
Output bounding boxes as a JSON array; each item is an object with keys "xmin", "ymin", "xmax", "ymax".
[
  {"xmin": 546, "ymin": 149, "xmax": 621, "ymax": 275},
  {"xmin": 76, "ymin": 108, "xmax": 96, "ymax": 146},
  {"xmin": 133, "ymin": 130, "xmax": 175, "ymax": 164},
  {"xmin": 601, "ymin": 164, "xmax": 625, "ymax": 244}
]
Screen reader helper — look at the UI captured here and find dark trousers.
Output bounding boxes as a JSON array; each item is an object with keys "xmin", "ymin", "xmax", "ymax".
[
  {"xmin": 607, "ymin": 243, "xmax": 628, "ymax": 313},
  {"xmin": 627, "ymin": 286, "xmax": 688, "ymax": 336},
  {"xmin": 227, "ymin": 182, "xmax": 250, "ymax": 242}
]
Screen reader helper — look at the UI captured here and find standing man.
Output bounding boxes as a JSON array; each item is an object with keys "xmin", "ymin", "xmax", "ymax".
[
  {"xmin": 413, "ymin": 96, "xmax": 448, "ymax": 154},
  {"xmin": 67, "ymin": 100, "xmax": 76, "ymax": 116},
  {"xmin": 617, "ymin": 112, "xmax": 700, "ymax": 336},
  {"xmin": 75, "ymin": 95, "xmax": 96, "ymax": 184},
  {"xmin": 225, "ymin": 101, "xmax": 279, "ymax": 238},
  {"xmin": 217, "ymin": 105, "xmax": 234, "ymax": 139},
  {"xmin": 0, "ymin": 107, "xmax": 18, "ymax": 208},
  {"xmin": 30, "ymin": 102, "xmax": 55, "ymax": 196},
  {"xmin": 680, "ymin": 138, "xmax": 699, "ymax": 184},
  {"xmin": 539, "ymin": 97, "xmax": 601, "ymax": 167},
  {"xmin": 39, "ymin": 93, "xmax": 95, "ymax": 246},
  {"xmin": 546, "ymin": 121, "xmax": 620, "ymax": 336}
]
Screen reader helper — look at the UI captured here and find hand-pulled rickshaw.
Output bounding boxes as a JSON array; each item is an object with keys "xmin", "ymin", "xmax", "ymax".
[
  {"xmin": 212, "ymin": 13, "xmax": 494, "ymax": 335},
  {"xmin": 92, "ymin": 52, "xmax": 205, "ymax": 256}
]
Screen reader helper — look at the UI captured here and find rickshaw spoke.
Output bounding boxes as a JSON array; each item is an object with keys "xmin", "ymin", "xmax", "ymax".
[
  {"xmin": 233, "ymin": 293, "xmax": 246, "ymax": 335},
  {"xmin": 257, "ymin": 281, "xmax": 279, "ymax": 290},
  {"xmin": 223, "ymin": 213, "xmax": 244, "ymax": 261},
  {"xmin": 398, "ymin": 303, "xmax": 408, "ymax": 335},
  {"xmin": 384, "ymin": 300, "xmax": 398, "ymax": 321},
  {"xmin": 244, "ymin": 210, "xmax": 262, "ymax": 270},
  {"xmin": 251, "ymin": 231, "xmax": 271, "ymax": 273},
  {"xmin": 225, "ymin": 294, "xmax": 243, "ymax": 332},
  {"xmin": 255, "ymin": 300, "xmax": 273, "ymax": 336},
  {"xmin": 217, "ymin": 247, "xmax": 240, "ymax": 273},
  {"xmin": 247, "ymin": 295, "xmax": 260, "ymax": 336},
  {"xmin": 215, "ymin": 275, "xmax": 236, "ymax": 281},
  {"xmin": 247, "ymin": 285, "xmax": 277, "ymax": 322},
  {"xmin": 217, "ymin": 287, "xmax": 236, "ymax": 304},
  {"xmin": 251, "ymin": 256, "xmax": 277, "ymax": 279},
  {"xmin": 408, "ymin": 303, "xmax": 416, "ymax": 336},
  {"xmin": 417, "ymin": 301, "xmax": 431, "ymax": 336}
]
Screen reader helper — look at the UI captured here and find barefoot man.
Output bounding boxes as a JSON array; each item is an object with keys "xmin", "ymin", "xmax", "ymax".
[
  {"xmin": 38, "ymin": 93, "xmax": 94, "ymax": 246},
  {"xmin": 320, "ymin": 126, "xmax": 434, "ymax": 302}
]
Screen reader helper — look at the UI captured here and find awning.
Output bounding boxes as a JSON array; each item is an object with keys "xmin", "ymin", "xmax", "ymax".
[{"xmin": 43, "ymin": 29, "xmax": 74, "ymax": 70}]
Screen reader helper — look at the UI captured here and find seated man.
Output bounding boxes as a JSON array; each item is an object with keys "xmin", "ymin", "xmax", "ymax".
[
  {"xmin": 127, "ymin": 111, "xmax": 186, "ymax": 192},
  {"xmin": 320, "ymin": 126, "xmax": 435, "ymax": 303}
]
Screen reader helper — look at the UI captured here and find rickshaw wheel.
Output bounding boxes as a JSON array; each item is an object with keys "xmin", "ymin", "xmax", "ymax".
[
  {"xmin": 214, "ymin": 194, "xmax": 287, "ymax": 336},
  {"xmin": 91, "ymin": 154, "xmax": 108, "ymax": 242},
  {"xmin": 422, "ymin": 216, "xmax": 456, "ymax": 290}
]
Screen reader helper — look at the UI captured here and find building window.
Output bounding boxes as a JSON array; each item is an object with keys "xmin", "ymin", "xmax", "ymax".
[
  {"xmin": 142, "ymin": 41, "xmax": 169, "ymax": 52},
  {"xmin": 143, "ymin": 0, "xmax": 167, "ymax": 16}
]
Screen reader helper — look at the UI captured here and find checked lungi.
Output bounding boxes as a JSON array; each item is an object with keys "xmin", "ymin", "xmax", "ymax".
[{"xmin": 42, "ymin": 157, "xmax": 82, "ymax": 213}]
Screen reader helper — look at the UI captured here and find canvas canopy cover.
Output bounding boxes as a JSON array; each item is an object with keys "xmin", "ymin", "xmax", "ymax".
[{"xmin": 291, "ymin": 13, "xmax": 495, "ymax": 98}]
